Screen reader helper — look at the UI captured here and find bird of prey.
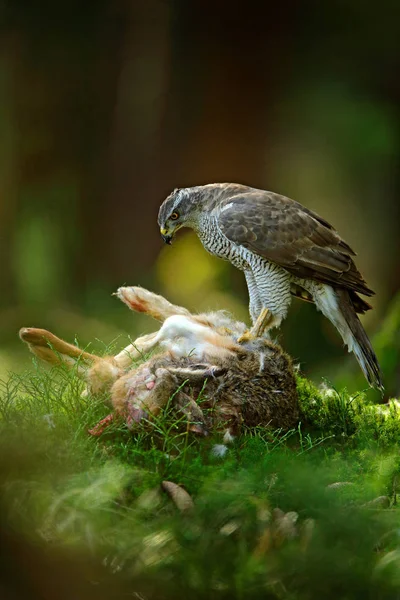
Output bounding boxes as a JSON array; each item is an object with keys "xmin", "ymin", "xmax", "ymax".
[{"xmin": 158, "ymin": 183, "xmax": 383, "ymax": 390}]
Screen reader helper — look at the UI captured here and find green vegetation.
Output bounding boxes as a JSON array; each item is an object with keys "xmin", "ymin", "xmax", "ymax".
[
  {"xmin": 298, "ymin": 376, "xmax": 400, "ymax": 446},
  {"xmin": 1, "ymin": 356, "xmax": 400, "ymax": 599},
  {"xmin": 1, "ymin": 4, "xmax": 398, "ymax": 597}
]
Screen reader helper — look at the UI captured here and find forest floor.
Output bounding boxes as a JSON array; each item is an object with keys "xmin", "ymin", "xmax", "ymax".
[{"xmin": 1, "ymin": 351, "xmax": 400, "ymax": 600}]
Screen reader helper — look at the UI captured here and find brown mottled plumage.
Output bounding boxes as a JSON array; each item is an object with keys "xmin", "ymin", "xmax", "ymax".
[{"xmin": 216, "ymin": 189, "xmax": 373, "ymax": 309}]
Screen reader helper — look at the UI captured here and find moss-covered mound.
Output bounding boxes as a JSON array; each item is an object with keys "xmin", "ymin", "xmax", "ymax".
[{"xmin": 1, "ymin": 359, "xmax": 400, "ymax": 599}]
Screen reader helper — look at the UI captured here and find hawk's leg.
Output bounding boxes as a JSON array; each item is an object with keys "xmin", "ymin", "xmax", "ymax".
[
  {"xmin": 250, "ymin": 307, "xmax": 273, "ymax": 337},
  {"xmin": 252, "ymin": 262, "xmax": 292, "ymax": 330},
  {"xmin": 244, "ymin": 270, "xmax": 263, "ymax": 324},
  {"xmin": 239, "ymin": 264, "xmax": 292, "ymax": 342}
]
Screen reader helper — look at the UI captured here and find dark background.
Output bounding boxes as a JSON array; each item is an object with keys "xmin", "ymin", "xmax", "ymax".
[{"xmin": 0, "ymin": 0, "xmax": 399, "ymax": 390}]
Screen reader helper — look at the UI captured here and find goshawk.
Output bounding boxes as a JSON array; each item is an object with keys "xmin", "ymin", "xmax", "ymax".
[{"xmin": 158, "ymin": 183, "xmax": 383, "ymax": 390}]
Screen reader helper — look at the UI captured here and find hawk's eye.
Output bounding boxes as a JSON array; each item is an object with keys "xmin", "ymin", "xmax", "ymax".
[{"xmin": 170, "ymin": 212, "xmax": 179, "ymax": 220}]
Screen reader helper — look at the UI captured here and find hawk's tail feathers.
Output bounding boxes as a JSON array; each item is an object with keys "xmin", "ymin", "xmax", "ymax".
[
  {"xmin": 290, "ymin": 284, "xmax": 372, "ymax": 315},
  {"xmin": 335, "ymin": 289, "xmax": 384, "ymax": 393},
  {"xmin": 348, "ymin": 290, "xmax": 373, "ymax": 315}
]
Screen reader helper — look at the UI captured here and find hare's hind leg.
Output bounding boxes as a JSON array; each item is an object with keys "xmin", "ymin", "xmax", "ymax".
[
  {"xmin": 116, "ymin": 286, "xmax": 190, "ymax": 322},
  {"xmin": 19, "ymin": 327, "xmax": 122, "ymax": 396},
  {"xmin": 114, "ymin": 287, "xmax": 241, "ymax": 365},
  {"xmin": 19, "ymin": 328, "xmax": 97, "ymax": 375},
  {"xmin": 113, "ymin": 286, "xmax": 193, "ymax": 368}
]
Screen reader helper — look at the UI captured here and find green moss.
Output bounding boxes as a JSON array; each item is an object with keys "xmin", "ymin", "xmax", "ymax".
[
  {"xmin": 335, "ymin": 291, "xmax": 400, "ymax": 399},
  {"xmin": 297, "ymin": 375, "xmax": 400, "ymax": 447},
  {"xmin": 2, "ymin": 360, "xmax": 400, "ymax": 598}
]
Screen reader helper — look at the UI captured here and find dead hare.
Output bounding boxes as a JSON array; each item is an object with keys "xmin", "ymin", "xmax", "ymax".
[{"xmin": 19, "ymin": 287, "xmax": 299, "ymax": 442}]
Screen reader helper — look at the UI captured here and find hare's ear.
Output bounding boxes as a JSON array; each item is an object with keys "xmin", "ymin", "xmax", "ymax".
[
  {"xmin": 173, "ymin": 391, "xmax": 208, "ymax": 436},
  {"xmin": 166, "ymin": 364, "xmax": 227, "ymax": 381}
]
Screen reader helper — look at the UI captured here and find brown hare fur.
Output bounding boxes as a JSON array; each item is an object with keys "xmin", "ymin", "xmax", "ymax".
[{"xmin": 19, "ymin": 286, "xmax": 299, "ymax": 439}]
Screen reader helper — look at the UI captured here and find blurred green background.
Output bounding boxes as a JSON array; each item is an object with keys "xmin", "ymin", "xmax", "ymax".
[{"xmin": 0, "ymin": 0, "xmax": 399, "ymax": 392}]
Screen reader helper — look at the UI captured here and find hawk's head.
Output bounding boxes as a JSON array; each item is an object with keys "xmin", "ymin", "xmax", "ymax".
[{"xmin": 158, "ymin": 187, "xmax": 202, "ymax": 244}]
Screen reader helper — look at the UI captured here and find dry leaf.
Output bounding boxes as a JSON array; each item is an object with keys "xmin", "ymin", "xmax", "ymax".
[
  {"xmin": 161, "ymin": 481, "xmax": 194, "ymax": 512},
  {"xmin": 363, "ymin": 495, "xmax": 390, "ymax": 509}
]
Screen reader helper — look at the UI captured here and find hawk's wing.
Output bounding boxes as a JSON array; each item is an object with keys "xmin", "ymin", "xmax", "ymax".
[{"xmin": 217, "ymin": 191, "xmax": 374, "ymax": 297}]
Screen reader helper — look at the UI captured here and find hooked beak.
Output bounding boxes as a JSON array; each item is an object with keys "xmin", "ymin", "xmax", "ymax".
[
  {"xmin": 160, "ymin": 227, "xmax": 173, "ymax": 245},
  {"xmin": 161, "ymin": 234, "xmax": 172, "ymax": 245}
]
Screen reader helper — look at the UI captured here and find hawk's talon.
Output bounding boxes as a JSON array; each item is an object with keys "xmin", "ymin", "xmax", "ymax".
[
  {"xmin": 237, "ymin": 331, "xmax": 256, "ymax": 344},
  {"xmin": 250, "ymin": 307, "xmax": 272, "ymax": 338},
  {"xmin": 238, "ymin": 308, "xmax": 272, "ymax": 343}
]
